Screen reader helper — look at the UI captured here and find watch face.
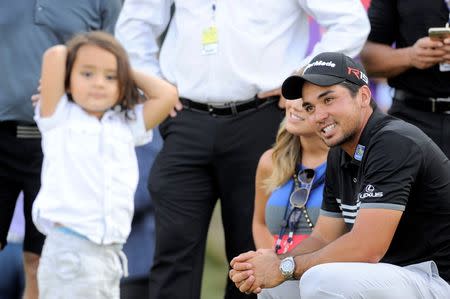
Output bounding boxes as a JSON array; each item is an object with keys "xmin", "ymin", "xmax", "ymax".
[{"xmin": 281, "ymin": 257, "xmax": 295, "ymax": 275}]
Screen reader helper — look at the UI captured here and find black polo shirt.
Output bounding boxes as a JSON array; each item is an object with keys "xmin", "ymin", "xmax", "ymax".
[
  {"xmin": 367, "ymin": 0, "xmax": 450, "ymax": 98},
  {"xmin": 321, "ymin": 108, "xmax": 450, "ymax": 283}
]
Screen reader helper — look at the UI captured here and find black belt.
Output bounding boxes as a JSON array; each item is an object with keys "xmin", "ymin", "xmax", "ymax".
[
  {"xmin": 394, "ymin": 89, "xmax": 450, "ymax": 113},
  {"xmin": 0, "ymin": 121, "xmax": 41, "ymax": 138},
  {"xmin": 180, "ymin": 96, "xmax": 279, "ymax": 116}
]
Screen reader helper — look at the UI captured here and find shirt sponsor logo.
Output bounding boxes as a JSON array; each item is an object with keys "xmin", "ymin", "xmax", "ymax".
[
  {"xmin": 304, "ymin": 60, "xmax": 336, "ymax": 73},
  {"xmin": 359, "ymin": 184, "xmax": 383, "ymax": 199}
]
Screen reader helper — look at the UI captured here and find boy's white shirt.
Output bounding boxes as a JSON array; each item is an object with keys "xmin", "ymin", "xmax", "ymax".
[{"xmin": 32, "ymin": 94, "xmax": 152, "ymax": 245}]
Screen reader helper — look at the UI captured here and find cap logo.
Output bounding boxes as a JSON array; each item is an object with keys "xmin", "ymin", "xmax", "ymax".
[
  {"xmin": 303, "ymin": 60, "xmax": 336, "ymax": 73},
  {"xmin": 347, "ymin": 67, "xmax": 368, "ymax": 84}
]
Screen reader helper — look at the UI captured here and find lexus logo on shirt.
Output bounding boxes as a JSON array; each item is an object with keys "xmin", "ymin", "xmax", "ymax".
[
  {"xmin": 359, "ymin": 184, "xmax": 383, "ymax": 199},
  {"xmin": 365, "ymin": 185, "xmax": 374, "ymax": 192}
]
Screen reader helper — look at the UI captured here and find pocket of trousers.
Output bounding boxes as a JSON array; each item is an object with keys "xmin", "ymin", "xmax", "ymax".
[{"xmin": 55, "ymin": 251, "xmax": 82, "ymax": 280}]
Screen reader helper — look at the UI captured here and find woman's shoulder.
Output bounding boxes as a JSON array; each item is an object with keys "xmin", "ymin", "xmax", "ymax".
[{"xmin": 258, "ymin": 149, "xmax": 274, "ymax": 173}]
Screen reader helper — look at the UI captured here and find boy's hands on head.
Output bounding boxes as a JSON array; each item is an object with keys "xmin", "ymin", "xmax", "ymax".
[{"xmin": 133, "ymin": 70, "xmax": 178, "ymax": 130}]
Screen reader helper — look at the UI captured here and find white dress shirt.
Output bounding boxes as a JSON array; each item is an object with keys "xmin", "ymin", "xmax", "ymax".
[
  {"xmin": 116, "ymin": 0, "xmax": 370, "ymax": 103},
  {"xmin": 32, "ymin": 95, "xmax": 152, "ymax": 245}
]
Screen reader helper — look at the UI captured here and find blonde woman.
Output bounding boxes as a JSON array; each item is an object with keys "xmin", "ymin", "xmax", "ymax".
[{"xmin": 252, "ymin": 98, "xmax": 328, "ymax": 253}]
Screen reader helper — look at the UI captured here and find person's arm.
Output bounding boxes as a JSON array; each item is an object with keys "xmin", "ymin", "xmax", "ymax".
[
  {"xmin": 230, "ymin": 214, "xmax": 347, "ymax": 293},
  {"xmin": 360, "ymin": 0, "xmax": 447, "ymax": 77},
  {"xmin": 39, "ymin": 45, "xmax": 67, "ymax": 118},
  {"xmin": 360, "ymin": 39, "xmax": 446, "ymax": 78},
  {"xmin": 292, "ymin": 208, "xmax": 401, "ymax": 277},
  {"xmin": 230, "ymin": 209, "xmax": 402, "ymax": 294},
  {"xmin": 282, "ymin": 214, "xmax": 346, "ymax": 257},
  {"xmin": 115, "ymin": 0, "xmax": 173, "ymax": 78},
  {"xmin": 298, "ymin": 0, "xmax": 370, "ymax": 67},
  {"xmin": 99, "ymin": 0, "xmax": 122, "ymax": 34},
  {"xmin": 252, "ymin": 150, "xmax": 276, "ymax": 250},
  {"xmin": 133, "ymin": 70, "xmax": 178, "ymax": 130}
]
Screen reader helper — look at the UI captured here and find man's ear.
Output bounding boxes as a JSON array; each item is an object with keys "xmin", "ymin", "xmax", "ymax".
[{"xmin": 360, "ymin": 85, "xmax": 372, "ymax": 108}]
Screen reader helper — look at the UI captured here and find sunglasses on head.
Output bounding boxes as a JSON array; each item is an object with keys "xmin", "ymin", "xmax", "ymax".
[{"xmin": 289, "ymin": 168, "xmax": 315, "ymax": 209}]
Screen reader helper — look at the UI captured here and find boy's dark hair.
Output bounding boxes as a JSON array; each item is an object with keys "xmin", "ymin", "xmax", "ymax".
[
  {"xmin": 65, "ymin": 31, "xmax": 140, "ymax": 113},
  {"xmin": 339, "ymin": 80, "xmax": 360, "ymax": 97},
  {"xmin": 339, "ymin": 80, "xmax": 377, "ymax": 109}
]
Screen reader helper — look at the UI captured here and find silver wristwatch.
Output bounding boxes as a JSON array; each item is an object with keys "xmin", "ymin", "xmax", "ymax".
[{"xmin": 279, "ymin": 256, "xmax": 296, "ymax": 280}]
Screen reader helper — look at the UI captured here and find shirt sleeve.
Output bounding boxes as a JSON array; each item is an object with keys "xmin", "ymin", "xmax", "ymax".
[
  {"xmin": 34, "ymin": 94, "xmax": 70, "ymax": 133},
  {"xmin": 99, "ymin": 0, "xmax": 122, "ymax": 34},
  {"xmin": 320, "ymin": 149, "xmax": 343, "ymax": 218},
  {"xmin": 297, "ymin": 0, "xmax": 371, "ymax": 67},
  {"xmin": 115, "ymin": 0, "xmax": 174, "ymax": 77},
  {"xmin": 127, "ymin": 104, "xmax": 153, "ymax": 146},
  {"xmin": 366, "ymin": 0, "xmax": 397, "ymax": 45},
  {"xmin": 358, "ymin": 131, "xmax": 422, "ymax": 211}
]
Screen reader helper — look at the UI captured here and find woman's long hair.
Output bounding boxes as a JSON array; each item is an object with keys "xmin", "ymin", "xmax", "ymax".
[{"xmin": 263, "ymin": 118, "xmax": 301, "ymax": 193}]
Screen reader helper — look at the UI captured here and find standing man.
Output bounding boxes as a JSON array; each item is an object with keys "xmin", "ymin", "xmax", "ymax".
[
  {"xmin": 360, "ymin": 0, "xmax": 450, "ymax": 157},
  {"xmin": 121, "ymin": 131, "xmax": 163, "ymax": 299},
  {"xmin": 229, "ymin": 52, "xmax": 450, "ymax": 299},
  {"xmin": 116, "ymin": 2, "xmax": 370, "ymax": 298},
  {"xmin": 0, "ymin": 1, "xmax": 121, "ymax": 298}
]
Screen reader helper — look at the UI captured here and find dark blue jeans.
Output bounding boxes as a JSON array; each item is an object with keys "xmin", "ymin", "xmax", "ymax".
[{"xmin": 0, "ymin": 242, "xmax": 24, "ymax": 299}]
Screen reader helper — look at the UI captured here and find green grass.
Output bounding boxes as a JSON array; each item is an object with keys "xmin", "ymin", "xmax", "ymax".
[{"xmin": 201, "ymin": 203, "xmax": 228, "ymax": 299}]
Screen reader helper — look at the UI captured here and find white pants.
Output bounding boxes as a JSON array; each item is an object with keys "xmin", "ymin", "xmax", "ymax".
[
  {"xmin": 259, "ymin": 261, "xmax": 450, "ymax": 299},
  {"xmin": 37, "ymin": 228, "xmax": 127, "ymax": 299}
]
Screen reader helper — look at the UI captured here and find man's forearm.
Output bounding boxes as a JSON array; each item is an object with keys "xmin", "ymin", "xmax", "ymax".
[
  {"xmin": 292, "ymin": 230, "xmax": 382, "ymax": 279},
  {"xmin": 282, "ymin": 235, "xmax": 328, "ymax": 259},
  {"xmin": 360, "ymin": 41, "xmax": 412, "ymax": 78}
]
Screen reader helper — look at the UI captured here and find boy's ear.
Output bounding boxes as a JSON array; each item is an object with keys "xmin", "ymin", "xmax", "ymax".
[{"xmin": 360, "ymin": 85, "xmax": 372, "ymax": 108}]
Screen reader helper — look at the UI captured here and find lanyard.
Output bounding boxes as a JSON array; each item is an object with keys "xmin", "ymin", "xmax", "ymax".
[
  {"xmin": 274, "ymin": 171, "xmax": 325, "ymax": 254},
  {"xmin": 211, "ymin": 1, "xmax": 217, "ymax": 24}
]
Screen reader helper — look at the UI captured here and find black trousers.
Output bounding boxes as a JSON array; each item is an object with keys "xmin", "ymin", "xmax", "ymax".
[
  {"xmin": 389, "ymin": 99, "xmax": 450, "ymax": 158},
  {"xmin": 148, "ymin": 100, "xmax": 283, "ymax": 299},
  {"xmin": 120, "ymin": 277, "xmax": 149, "ymax": 299},
  {"xmin": 0, "ymin": 122, "xmax": 45, "ymax": 254}
]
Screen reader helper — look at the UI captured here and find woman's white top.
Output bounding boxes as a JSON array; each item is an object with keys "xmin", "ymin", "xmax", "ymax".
[{"xmin": 32, "ymin": 94, "xmax": 152, "ymax": 245}]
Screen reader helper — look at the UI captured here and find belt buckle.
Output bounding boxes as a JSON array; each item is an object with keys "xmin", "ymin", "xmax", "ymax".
[
  {"xmin": 434, "ymin": 97, "xmax": 450, "ymax": 113},
  {"xmin": 206, "ymin": 104, "xmax": 217, "ymax": 116},
  {"xmin": 208, "ymin": 101, "xmax": 238, "ymax": 116},
  {"xmin": 229, "ymin": 102, "xmax": 238, "ymax": 115}
]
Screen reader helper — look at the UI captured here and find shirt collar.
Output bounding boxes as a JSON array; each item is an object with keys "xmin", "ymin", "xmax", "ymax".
[{"xmin": 340, "ymin": 106, "xmax": 386, "ymax": 168}]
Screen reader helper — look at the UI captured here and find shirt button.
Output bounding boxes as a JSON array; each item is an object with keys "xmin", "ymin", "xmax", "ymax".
[
  {"xmin": 353, "ymin": 178, "xmax": 357, "ymax": 183},
  {"xmin": 37, "ymin": 6, "xmax": 43, "ymax": 11}
]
